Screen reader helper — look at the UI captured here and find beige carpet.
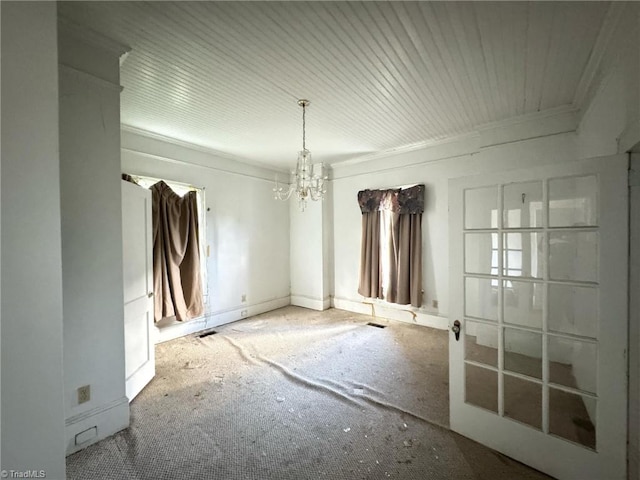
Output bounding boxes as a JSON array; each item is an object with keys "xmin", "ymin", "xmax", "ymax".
[{"xmin": 66, "ymin": 306, "xmax": 550, "ymax": 479}]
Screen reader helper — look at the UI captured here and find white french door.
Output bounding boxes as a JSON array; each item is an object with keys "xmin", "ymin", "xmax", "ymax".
[
  {"xmin": 122, "ymin": 180, "xmax": 155, "ymax": 402},
  {"xmin": 449, "ymin": 155, "xmax": 628, "ymax": 480}
]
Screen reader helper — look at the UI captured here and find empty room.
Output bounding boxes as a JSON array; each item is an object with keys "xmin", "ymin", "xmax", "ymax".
[{"xmin": 2, "ymin": 1, "xmax": 640, "ymax": 480}]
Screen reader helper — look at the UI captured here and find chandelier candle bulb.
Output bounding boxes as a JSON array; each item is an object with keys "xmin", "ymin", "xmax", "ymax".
[{"xmin": 273, "ymin": 99, "xmax": 327, "ymax": 211}]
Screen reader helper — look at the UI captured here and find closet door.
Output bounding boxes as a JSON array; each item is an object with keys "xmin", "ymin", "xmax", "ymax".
[{"xmin": 122, "ymin": 180, "xmax": 155, "ymax": 402}]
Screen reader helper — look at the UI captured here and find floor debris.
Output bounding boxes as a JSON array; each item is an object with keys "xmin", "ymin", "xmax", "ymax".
[{"xmin": 66, "ymin": 306, "xmax": 552, "ymax": 480}]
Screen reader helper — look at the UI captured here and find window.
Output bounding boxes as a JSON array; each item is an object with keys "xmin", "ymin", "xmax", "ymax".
[
  {"xmin": 357, "ymin": 184, "xmax": 425, "ymax": 307},
  {"xmin": 128, "ymin": 175, "xmax": 208, "ymax": 320}
]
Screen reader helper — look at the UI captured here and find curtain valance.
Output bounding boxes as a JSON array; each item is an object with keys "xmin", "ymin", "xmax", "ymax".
[{"xmin": 357, "ymin": 184, "xmax": 425, "ymax": 214}]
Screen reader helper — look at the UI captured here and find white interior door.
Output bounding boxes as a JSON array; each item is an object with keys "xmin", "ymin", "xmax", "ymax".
[
  {"xmin": 449, "ymin": 155, "xmax": 628, "ymax": 480},
  {"xmin": 122, "ymin": 180, "xmax": 155, "ymax": 402}
]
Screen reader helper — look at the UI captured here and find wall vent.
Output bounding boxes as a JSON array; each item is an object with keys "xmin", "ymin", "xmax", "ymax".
[
  {"xmin": 197, "ymin": 329, "xmax": 218, "ymax": 338},
  {"xmin": 366, "ymin": 322, "xmax": 386, "ymax": 329}
]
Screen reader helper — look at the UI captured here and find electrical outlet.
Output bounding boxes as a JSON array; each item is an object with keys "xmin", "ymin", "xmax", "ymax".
[
  {"xmin": 78, "ymin": 385, "xmax": 91, "ymax": 404},
  {"xmin": 432, "ymin": 300, "xmax": 439, "ymax": 309},
  {"xmin": 241, "ymin": 310, "xmax": 248, "ymax": 318},
  {"xmin": 241, "ymin": 294, "xmax": 247, "ymax": 303}
]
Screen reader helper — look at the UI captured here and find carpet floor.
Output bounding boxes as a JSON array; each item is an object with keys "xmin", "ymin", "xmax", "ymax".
[{"xmin": 66, "ymin": 306, "xmax": 550, "ymax": 479}]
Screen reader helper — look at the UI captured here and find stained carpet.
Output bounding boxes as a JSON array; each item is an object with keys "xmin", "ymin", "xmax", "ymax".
[{"xmin": 66, "ymin": 306, "xmax": 550, "ymax": 480}]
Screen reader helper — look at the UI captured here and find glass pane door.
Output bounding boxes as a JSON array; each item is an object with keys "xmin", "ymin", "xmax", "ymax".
[
  {"xmin": 463, "ymin": 177, "xmax": 598, "ymax": 448},
  {"xmin": 449, "ymin": 155, "xmax": 628, "ymax": 480}
]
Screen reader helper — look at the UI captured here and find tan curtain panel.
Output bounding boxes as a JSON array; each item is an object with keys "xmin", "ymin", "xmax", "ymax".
[
  {"xmin": 151, "ymin": 181, "xmax": 204, "ymax": 322},
  {"xmin": 389, "ymin": 212, "xmax": 422, "ymax": 307},
  {"xmin": 358, "ymin": 210, "xmax": 381, "ymax": 299},
  {"xmin": 357, "ymin": 185, "xmax": 424, "ymax": 308},
  {"xmin": 357, "ymin": 189, "xmax": 383, "ymax": 299}
]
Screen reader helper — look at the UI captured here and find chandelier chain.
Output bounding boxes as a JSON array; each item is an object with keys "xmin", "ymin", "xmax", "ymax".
[{"xmin": 302, "ymin": 101, "xmax": 306, "ymax": 151}]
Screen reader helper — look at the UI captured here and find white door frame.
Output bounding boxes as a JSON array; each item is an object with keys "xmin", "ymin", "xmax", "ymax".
[{"xmin": 629, "ymin": 152, "xmax": 640, "ymax": 480}]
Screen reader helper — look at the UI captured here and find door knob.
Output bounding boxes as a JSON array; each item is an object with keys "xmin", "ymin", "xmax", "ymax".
[{"xmin": 452, "ymin": 320, "xmax": 461, "ymax": 341}]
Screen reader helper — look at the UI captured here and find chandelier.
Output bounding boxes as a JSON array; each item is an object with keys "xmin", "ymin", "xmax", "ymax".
[{"xmin": 273, "ymin": 99, "xmax": 327, "ymax": 211}]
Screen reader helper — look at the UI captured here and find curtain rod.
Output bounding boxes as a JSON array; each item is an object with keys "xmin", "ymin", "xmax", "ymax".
[
  {"xmin": 390, "ymin": 183, "xmax": 420, "ymax": 190},
  {"xmin": 367, "ymin": 183, "xmax": 421, "ymax": 191},
  {"xmin": 131, "ymin": 174, "xmax": 204, "ymax": 191}
]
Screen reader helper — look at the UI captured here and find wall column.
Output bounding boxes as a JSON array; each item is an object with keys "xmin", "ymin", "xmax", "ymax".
[
  {"xmin": 58, "ymin": 21, "xmax": 131, "ymax": 454},
  {"xmin": 629, "ymin": 152, "xmax": 640, "ymax": 480},
  {"xmin": 289, "ymin": 181, "xmax": 333, "ymax": 311},
  {"xmin": 1, "ymin": 3, "xmax": 66, "ymax": 477}
]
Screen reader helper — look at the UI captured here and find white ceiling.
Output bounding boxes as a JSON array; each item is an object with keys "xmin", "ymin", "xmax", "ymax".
[{"xmin": 58, "ymin": 1, "xmax": 611, "ymax": 170}]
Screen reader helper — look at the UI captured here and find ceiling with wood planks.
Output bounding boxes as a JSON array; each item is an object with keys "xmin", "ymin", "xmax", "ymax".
[{"xmin": 58, "ymin": 1, "xmax": 612, "ymax": 170}]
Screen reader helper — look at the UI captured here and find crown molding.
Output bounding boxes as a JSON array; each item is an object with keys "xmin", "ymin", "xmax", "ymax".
[
  {"xmin": 332, "ymin": 132, "xmax": 480, "ymax": 168},
  {"xmin": 121, "ymin": 124, "xmax": 287, "ymax": 174},
  {"xmin": 332, "ymin": 105, "xmax": 577, "ymax": 172},
  {"xmin": 573, "ymin": 2, "xmax": 627, "ymax": 111},
  {"xmin": 120, "ymin": 125, "xmax": 290, "ymax": 183},
  {"xmin": 476, "ymin": 104, "xmax": 576, "ymax": 133},
  {"xmin": 59, "ymin": 64, "xmax": 123, "ymax": 92},
  {"xmin": 58, "ymin": 16, "xmax": 130, "ymax": 58},
  {"xmin": 476, "ymin": 105, "xmax": 576, "ymax": 148},
  {"xmin": 124, "ymin": 101, "xmax": 577, "ymax": 181}
]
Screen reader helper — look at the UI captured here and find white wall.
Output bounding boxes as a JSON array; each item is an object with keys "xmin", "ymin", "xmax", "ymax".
[
  {"xmin": 289, "ymin": 189, "xmax": 332, "ymax": 311},
  {"xmin": 1, "ymin": 2, "xmax": 3, "ymax": 465},
  {"xmin": 121, "ymin": 129, "xmax": 290, "ymax": 340},
  {"xmin": 58, "ymin": 24, "xmax": 130, "ymax": 454},
  {"xmin": 330, "ymin": 1, "xmax": 640, "ymax": 331},
  {"xmin": 577, "ymin": 3, "xmax": 640, "ymax": 157},
  {"xmin": 330, "ymin": 21, "xmax": 637, "ymax": 456},
  {"xmin": 332, "ymin": 130, "xmax": 578, "ymax": 327},
  {"xmin": 290, "ymin": 198, "xmax": 323, "ymax": 309},
  {"xmin": 323, "ymin": 181, "xmax": 334, "ymax": 307},
  {"xmin": 331, "ymin": 2, "xmax": 639, "ymax": 414},
  {"xmin": 0, "ymin": 3, "xmax": 66, "ymax": 478},
  {"xmin": 575, "ymin": 4, "xmax": 640, "ymax": 477}
]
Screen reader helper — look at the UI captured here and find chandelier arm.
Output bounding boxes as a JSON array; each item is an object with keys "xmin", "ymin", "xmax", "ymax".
[
  {"xmin": 273, "ymin": 174, "xmax": 295, "ymax": 201},
  {"xmin": 309, "ymin": 188, "xmax": 325, "ymax": 201},
  {"xmin": 273, "ymin": 185, "xmax": 295, "ymax": 201}
]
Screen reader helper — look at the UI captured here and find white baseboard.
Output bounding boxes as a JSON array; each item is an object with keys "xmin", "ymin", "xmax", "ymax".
[
  {"xmin": 65, "ymin": 396, "xmax": 129, "ymax": 455},
  {"xmin": 332, "ymin": 296, "xmax": 449, "ymax": 330},
  {"xmin": 156, "ymin": 296, "xmax": 291, "ymax": 343},
  {"xmin": 290, "ymin": 294, "xmax": 331, "ymax": 311},
  {"xmin": 157, "ymin": 316, "xmax": 207, "ymax": 343}
]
